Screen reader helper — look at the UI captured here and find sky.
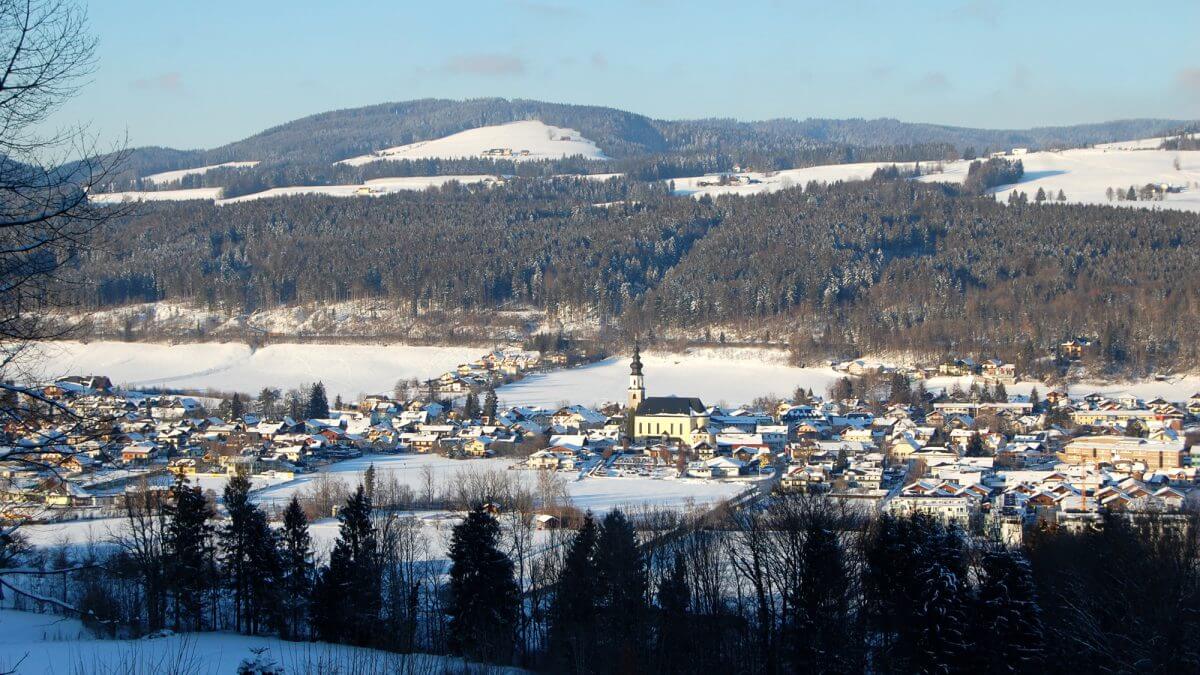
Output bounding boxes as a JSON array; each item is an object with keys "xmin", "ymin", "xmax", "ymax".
[{"xmin": 43, "ymin": 0, "xmax": 1200, "ymax": 150}]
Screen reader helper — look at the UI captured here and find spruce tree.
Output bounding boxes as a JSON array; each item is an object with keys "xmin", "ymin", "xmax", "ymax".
[
  {"xmin": 447, "ymin": 504, "xmax": 519, "ymax": 662},
  {"xmin": 279, "ymin": 496, "xmax": 313, "ymax": 639},
  {"xmin": 788, "ymin": 510, "xmax": 853, "ymax": 672},
  {"xmin": 463, "ymin": 391, "xmax": 479, "ymax": 419},
  {"xmin": 230, "ymin": 393, "xmax": 245, "ymax": 420},
  {"xmin": 655, "ymin": 551, "xmax": 693, "ymax": 674},
  {"xmin": 548, "ymin": 513, "xmax": 599, "ymax": 669},
  {"xmin": 311, "ymin": 485, "xmax": 380, "ymax": 645},
  {"xmin": 483, "ymin": 385, "xmax": 498, "ymax": 421},
  {"xmin": 221, "ymin": 474, "xmax": 282, "ymax": 634},
  {"xmin": 594, "ymin": 509, "xmax": 647, "ymax": 671},
  {"xmin": 306, "ymin": 382, "xmax": 330, "ymax": 419},
  {"xmin": 967, "ymin": 544, "xmax": 1045, "ymax": 671},
  {"xmin": 165, "ymin": 478, "xmax": 216, "ymax": 632},
  {"xmin": 363, "ymin": 463, "xmax": 377, "ymax": 503}
]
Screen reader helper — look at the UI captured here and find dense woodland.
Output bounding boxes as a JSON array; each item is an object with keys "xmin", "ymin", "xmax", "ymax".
[
  {"xmin": 85, "ymin": 176, "xmax": 1200, "ymax": 373},
  {"xmin": 11, "ymin": 481, "xmax": 1199, "ymax": 674}
]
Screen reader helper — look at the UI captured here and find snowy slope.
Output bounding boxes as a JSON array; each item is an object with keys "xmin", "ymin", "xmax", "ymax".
[
  {"xmin": 337, "ymin": 120, "xmax": 607, "ymax": 166},
  {"xmin": 672, "ymin": 144, "xmax": 1200, "ymax": 213},
  {"xmin": 915, "ymin": 147, "xmax": 1200, "ymax": 212},
  {"xmin": 0, "ymin": 609, "xmax": 522, "ymax": 674},
  {"xmin": 214, "ymin": 175, "xmax": 497, "ymax": 204},
  {"xmin": 142, "ymin": 161, "xmax": 260, "ymax": 185},
  {"xmin": 34, "ymin": 341, "xmax": 479, "ymax": 400}
]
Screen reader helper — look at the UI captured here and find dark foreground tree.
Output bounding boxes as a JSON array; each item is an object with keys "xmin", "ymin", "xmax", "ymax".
[
  {"xmin": 311, "ymin": 485, "xmax": 380, "ymax": 645},
  {"xmin": 278, "ymin": 495, "xmax": 313, "ymax": 639},
  {"xmin": 547, "ymin": 513, "xmax": 599, "ymax": 672},
  {"xmin": 594, "ymin": 509, "xmax": 648, "ymax": 673},
  {"xmin": 447, "ymin": 504, "xmax": 519, "ymax": 663}
]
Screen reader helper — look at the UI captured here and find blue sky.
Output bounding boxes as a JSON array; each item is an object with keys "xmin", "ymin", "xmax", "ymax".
[{"xmin": 47, "ymin": 0, "xmax": 1200, "ymax": 150}]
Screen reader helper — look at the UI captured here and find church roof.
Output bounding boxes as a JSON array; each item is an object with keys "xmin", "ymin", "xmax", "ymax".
[{"xmin": 636, "ymin": 396, "xmax": 706, "ymax": 416}]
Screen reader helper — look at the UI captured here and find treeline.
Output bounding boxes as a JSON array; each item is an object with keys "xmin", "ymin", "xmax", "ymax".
[
  {"xmin": 86, "ymin": 178, "xmax": 1200, "ymax": 371},
  {"xmin": 18, "ymin": 484, "xmax": 1200, "ymax": 673}
]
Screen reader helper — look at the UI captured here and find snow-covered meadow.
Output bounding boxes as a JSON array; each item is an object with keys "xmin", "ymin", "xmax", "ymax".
[
  {"xmin": 251, "ymin": 453, "xmax": 753, "ymax": 516},
  {"xmin": 142, "ymin": 161, "xmax": 260, "ymax": 185},
  {"xmin": 32, "ymin": 341, "xmax": 479, "ymax": 400},
  {"xmin": 499, "ymin": 347, "xmax": 843, "ymax": 408},
  {"xmin": 672, "ymin": 145, "xmax": 1200, "ymax": 213}
]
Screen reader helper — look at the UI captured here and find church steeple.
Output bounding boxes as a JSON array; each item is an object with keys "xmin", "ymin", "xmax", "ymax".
[{"xmin": 628, "ymin": 341, "xmax": 645, "ymax": 413}]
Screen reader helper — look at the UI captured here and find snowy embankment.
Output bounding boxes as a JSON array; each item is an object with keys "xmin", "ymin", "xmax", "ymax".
[
  {"xmin": 32, "ymin": 341, "xmax": 479, "ymax": 400},
  {"xmin": 673, "ymin": 143, "xmax": 1200, "ymax": 213},
  {"xmin": 0, "ymin": 609, "xmax": 522, "ymax": 674},
  {"xmin": 142, "ymin": 161, "xmax": 260, "ymax": 185},
  {"xmin": 336, "ymin": 120, "xmax": 607, "ymax": 166}
]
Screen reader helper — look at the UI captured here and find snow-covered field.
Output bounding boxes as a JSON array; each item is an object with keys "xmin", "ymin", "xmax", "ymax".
[
  {"xmin": 916, "ymin": 147, "xmax": 1200, "ymax": 212},
  {"xmin": 87, "ymin": 187, "xmax": 224, "ymax": 203},
  {"xmin": 499, "ymin": 347, "xmax": 842, "ymax": 408},
  {"xmin": 671, "ymin": 161, "xmax": 918, "ymax": 198},
  {"xmin": 337, "ymin": 120, "xmax": 606, "ymax": 166},
  {"xmin": 142, "ymin": 161, "xmax": 260, "ymax": 185},
  {"xmin": 672, "ymin": 142, "xmax": 1200, "ymax": 213},
  {"xmin": 214, "ymin": 174, "xmax": 497, "ymax": 204},
  {"xmin": 33, "ymin": 341, "xmax": 479, "ymax": 399},
  {"xmin": 0, "ymin": 609, "xmax": 521, "ymax": 674},
  {"xmin": 89, "ymin": 175, "xmax": 498, "ymax": 205},
  {"xmin": 251, "ymin": 452, "xmax": 752, "ymax": 515}
]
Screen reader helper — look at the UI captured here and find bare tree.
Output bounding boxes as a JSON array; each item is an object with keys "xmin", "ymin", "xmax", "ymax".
[{"xmin": 0, "ymin": 0, "xmax": 126, "ymax": 612}]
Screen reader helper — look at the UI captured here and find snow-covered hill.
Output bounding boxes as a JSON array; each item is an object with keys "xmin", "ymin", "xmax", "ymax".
[
  {"xmin": 142, "ymin": 160, "xmax": 260, "ymax": 185},
  {"xmin": 337, "ymin": 120, "xmax": 607, "ymax": 166},
  {"xmin": 672, "ymin": 142, "xmax": 1200, "ymax": 212}
]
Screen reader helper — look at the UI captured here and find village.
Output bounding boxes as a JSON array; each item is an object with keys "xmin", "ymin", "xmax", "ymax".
[{"xmin": 3, "ymin": 338, "xmax": 1199, "ymax": 547}]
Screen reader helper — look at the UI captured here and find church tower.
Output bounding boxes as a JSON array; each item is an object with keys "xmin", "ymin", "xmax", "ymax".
[{"xmin": 628, "ymin": 342, "xmax": 645, "ymax": 413}]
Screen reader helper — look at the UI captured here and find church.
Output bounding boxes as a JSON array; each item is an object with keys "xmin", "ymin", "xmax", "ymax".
[{"xmin": 626, "ymin": 345, "xmax": 711, "ymax": 444}]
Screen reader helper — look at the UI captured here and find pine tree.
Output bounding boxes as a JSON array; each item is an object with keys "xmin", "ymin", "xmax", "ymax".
[
  {"xmin": 548, "ymin": 513, "xmax": 599, "ymax": 669},
  {"xmin": 230, "ymin": 393, "xmax": 245, "ymax": 420},
  {"xmin": 993, "ymin": 381, "xmax": 1009, "ymax": 402},
  {"xmin": 447, "ymin": 504, "xmax": 519, "ymax": 662},
  {"xmin": 965, "ymin": 432, "xmax": 988, "ymax": 457},
  {"xmin": 311, "ymin": 486, "xmax": 380, "ymax": 645},
  {"xmin": 1029, "ymin": 386, "xmax": 1041, "ymax": 413},
  {"xmin": 333, "ymin": 393, "xmax": 343, "ymax": 411},
  {"xmin": 594, "ymin": 509, "xmax": 648, "ymax": 672},
  {"xmin": 165, "ymin": 478, "xmax": 216, "ymax": 632},
  {"xmin": 306, "ymin": 382, "xmax": 330, "ymax": 420},
  {"xmin": 279, "ymin": 496, "xmax": 313, "ymax": 639}
]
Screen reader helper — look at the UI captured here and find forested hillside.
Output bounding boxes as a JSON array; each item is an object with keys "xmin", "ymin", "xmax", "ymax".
[
  {"xmin": 84, "ymin": 176, "xmax": 1200, "ymax": 372},
  {"xmin": 85, "ymin": 98, "xmax": 1194, "ymax": 192}
]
